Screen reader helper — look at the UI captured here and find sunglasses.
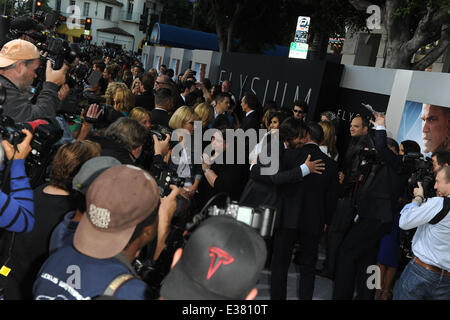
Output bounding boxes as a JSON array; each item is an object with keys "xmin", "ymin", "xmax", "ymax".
[
  {"xmin": 293, "ymin": 109, "xmax": 304, "ymax": 114},
  {"xmin": 156, "ymin": 81, "xmax": 170, "ymax": 85}
]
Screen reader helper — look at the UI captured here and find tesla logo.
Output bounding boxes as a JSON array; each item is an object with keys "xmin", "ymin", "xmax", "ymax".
[{"xmin": 207, "ymin": 247, "xmax": 234, "ymax": 280}]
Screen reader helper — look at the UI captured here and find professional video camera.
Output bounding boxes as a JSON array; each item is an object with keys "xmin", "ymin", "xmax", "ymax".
[
  {"xmin": 0, "ymin": 113, "xmax": 63, "ymax": 188},
  {"xmin": 401, "ymin": 152, "xmax": 435, "ymax": 199},
  {"xmin": 7, "ymin": 13, "xmax": 79, "ymax": 71}
]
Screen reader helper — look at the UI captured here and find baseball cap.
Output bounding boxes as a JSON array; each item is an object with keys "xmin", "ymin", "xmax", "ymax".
[
  {"xmin": 72, "ymin": 156, "xmax": 121, "ymax": 195},
  {"xmin": 73, "ymin": 165, "xmax": 160, "ymax": 259},
  {"xmin": 160, "ymin": 216, "xmax": 267, "ymax": 300},
  {"xmin": 0, "ymin": 39, "xmax": 40, "ymax": 68}
]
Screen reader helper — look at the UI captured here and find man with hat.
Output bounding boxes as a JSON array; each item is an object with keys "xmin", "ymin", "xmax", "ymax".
[
  {"xmin": 0, "ymin": 39, "xmax": 68, "ymax": 122},
  {"xmin": 160, "ymin": 216, "xmax": 267, "ymax": 300},
  {"xmin": 33, "ymin": 165, "xmax": 179, "ymax": 300}
]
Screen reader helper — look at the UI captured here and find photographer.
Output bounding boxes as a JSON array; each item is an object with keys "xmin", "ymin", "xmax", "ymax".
[
  {"xmin": 89, "ymin": 117, "xmax": 147, "ymax": 165},
  {"xmin": 432, "ymin": 150, "xmax": 449, "ymax": 175},
  {"xmin": 0, "ymin": 39, "xmax": 68, "ymax": 122},
  {"xmin": 32, "ymin": 165, "xmax": 179, "ymax": 300},
  {"xmin": 0, "ymin": 129, "xmax": 34, "ymax": 232},
  {"xmin": 393, "ymin": 166, "xmax": 450, "ymax": 300},
  {"xmin": 332, "ymin": 113, "xmax": 409, "ymax": 300},
  {"xmin": 319, "ymin": 115, "xmax": 374, "ymax": 279}
]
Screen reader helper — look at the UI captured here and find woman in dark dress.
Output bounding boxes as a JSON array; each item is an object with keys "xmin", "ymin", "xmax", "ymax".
[{"xmin": 197, "ymin": 116, "xmax": 248, "ymax": 209}]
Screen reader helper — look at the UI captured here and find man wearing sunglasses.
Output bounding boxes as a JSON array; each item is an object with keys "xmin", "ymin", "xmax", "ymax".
[{"xmin": 292, "ymin": 101, "xmax": 308, "ymax": 121}]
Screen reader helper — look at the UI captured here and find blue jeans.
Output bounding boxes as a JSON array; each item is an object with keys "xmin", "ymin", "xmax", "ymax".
[{"xmin": 393, "ymin": 259, "xmax": 450, "ymax": 300}]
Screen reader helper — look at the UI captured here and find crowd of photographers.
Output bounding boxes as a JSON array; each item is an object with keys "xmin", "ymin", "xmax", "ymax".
[{"xmin": 0, "ymin": 14, "xmax": 448, "ymax": 301}]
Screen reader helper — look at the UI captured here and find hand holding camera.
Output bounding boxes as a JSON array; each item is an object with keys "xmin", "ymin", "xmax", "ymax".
[
  {"xmin": 46, "ymin": 61, "xmax": 69, "ymax": 86},
  {"xmin": 1, "ymin": 129, "xmax": 33, "ymax": 160},
  {"xmin": 159, "ymin": 184, "xmax": 180, "ymax": 224},
  {"xmin": 153, "ymin": 133, "xmax": 170, "ymax": 157}
]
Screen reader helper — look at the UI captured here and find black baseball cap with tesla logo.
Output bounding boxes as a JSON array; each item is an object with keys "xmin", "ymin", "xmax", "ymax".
[{"xmin": 160, "ymin": 216, "xmax": 267, "ymax": 300}]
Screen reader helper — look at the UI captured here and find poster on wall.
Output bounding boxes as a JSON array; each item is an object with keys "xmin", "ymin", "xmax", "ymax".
[{"xmin": 397, "ymin": 101, "xmax": 450, "ymax": 157}]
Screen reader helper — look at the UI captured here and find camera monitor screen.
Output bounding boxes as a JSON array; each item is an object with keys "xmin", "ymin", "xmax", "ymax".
[
  {"xmin": 236, "ymin": 206, "xmax": 253, "ymax": 226},
  {"xmin": 397, "ymin": 101, "xmax": 449, "ymax": 156}
]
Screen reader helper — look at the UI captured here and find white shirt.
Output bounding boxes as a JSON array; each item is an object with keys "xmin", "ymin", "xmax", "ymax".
[
  {"xmin": 399, "ymin": 196, "xmax": 450, "ymax": 272},
  {"xmin": 245, "ymin": 110, "xmax": 255, "ymax": 117},
  {"xmin": 319, "ymin": 145, "xmax": 339, "ymax": 161}
]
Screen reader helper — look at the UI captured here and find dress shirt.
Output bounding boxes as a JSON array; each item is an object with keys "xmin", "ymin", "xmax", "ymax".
[{"xmin": 399, "ymin": 196, "xmax": 450, "ymax": 271}]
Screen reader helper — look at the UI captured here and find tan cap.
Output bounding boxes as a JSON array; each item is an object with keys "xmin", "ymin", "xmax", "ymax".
[
  {"xmin": 0, "ymin": 39, "xmax": 40, "ymax": 68},
  {"xmin": 73, "ymin": 165, "xmax": 160, "ymax": 259}
]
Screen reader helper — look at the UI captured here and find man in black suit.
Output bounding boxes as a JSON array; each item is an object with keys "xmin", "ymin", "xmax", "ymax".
[
  {"xmin": 270, "ymin": 122, "xmax": 339, "ymax": 300},
  {"xmin": 240, "ymin": 118, "xmax": 326, "ymax": 272},
  {"xmin": 134, "ymin": 73, "xmax": 155, "ymax": 111},
  {"xmin": 240, "ymin": 91, "xmax": 261, "ymax": 131},
  {"xmin": 150, "ymin": 88, "xmax": 173, "ymax": 128},
  {"xmin": 240, "ymin": 117, "xmax": 323, "ymax": 208},
  {"xmin": 332, "ymin": 113, "xmax": 408, "ymax": 300}
]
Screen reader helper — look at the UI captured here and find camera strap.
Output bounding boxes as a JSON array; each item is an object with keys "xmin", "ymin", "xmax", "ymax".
[{"xmin": 429, "ymin": 197, "xmax": 450, "ymax": 225}]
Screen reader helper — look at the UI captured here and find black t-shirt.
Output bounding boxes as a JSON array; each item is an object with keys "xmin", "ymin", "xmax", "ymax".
[{"xmin": 5, "ymin": 184, "xmax": 76, "ymax": 300}]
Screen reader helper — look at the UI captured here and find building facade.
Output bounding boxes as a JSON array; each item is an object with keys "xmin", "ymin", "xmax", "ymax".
[{"xmin": 48, "ymin": 0, "xmax": 163, "ymax": 52}]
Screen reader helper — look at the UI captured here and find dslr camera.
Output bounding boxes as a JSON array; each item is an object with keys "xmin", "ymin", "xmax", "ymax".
[{"xmin": 150, "ymin": 162, "xmax": 185, "ymax": 197}]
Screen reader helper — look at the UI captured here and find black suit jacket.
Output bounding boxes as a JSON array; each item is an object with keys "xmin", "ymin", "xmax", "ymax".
[
  {"xmin": 355, "ymin": 129, "xmax": 408, "ymax": 224},
  {"xmin": 277, "ymin": 143, "xmax": 339, "ymax": 234},
  {"xmin": 134, "ymin": 91, "xmax": 155, "ymax": 111},
  {"xmin": 240, "ymin": 110, "xmax": 260, "ymax": 131},
  {"xmin": 150, "ymin": 108, "xmax": 170, "ymax": 128},
  {"xmin": 240, "ymin": 133, "xmax": 304, "ymax": 209}
]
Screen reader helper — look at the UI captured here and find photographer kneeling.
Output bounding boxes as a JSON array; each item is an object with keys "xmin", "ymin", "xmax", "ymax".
[{"xmin": 0, "ymin": 39, "xmax": 68, "ymax": 122}]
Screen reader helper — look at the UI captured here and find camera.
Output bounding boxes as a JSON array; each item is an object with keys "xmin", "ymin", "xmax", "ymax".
[
  {"xmin": 0, "ymin": 113, "xmax": 63, "ymax": 188},
  {"xmin": 66, "ymin": 62, "xmax": 90, "ymax": 90},
  {"xmin": 137, "ymin": 124, "xmax": 177, "ymax": 171},
  {"xmin": 207, "ymin": 202, "xmax": 277, "ymax": 238},
  {"xmin": 149, "ymin": 124, "xmax": 177, "ymax": 149},
  {"xmin": 151, "ymin": 162, "xmax": 185, "ymax": 197},
  {"xmin": 401, "ymin": 153, "xmax": 435, "ymax": 199},
  {"xmin": 39, "ymin": 37, "xmax": 80, "ymax": 70},
  {"xmin": 359, "ymin": 147, "xmax": 380, "ymax": 164}
]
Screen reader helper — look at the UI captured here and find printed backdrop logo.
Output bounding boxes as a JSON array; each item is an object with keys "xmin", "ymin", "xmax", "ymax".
[{"xmin": 207, "ymin": 247, "xmax": 234, "ymax": 280}]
